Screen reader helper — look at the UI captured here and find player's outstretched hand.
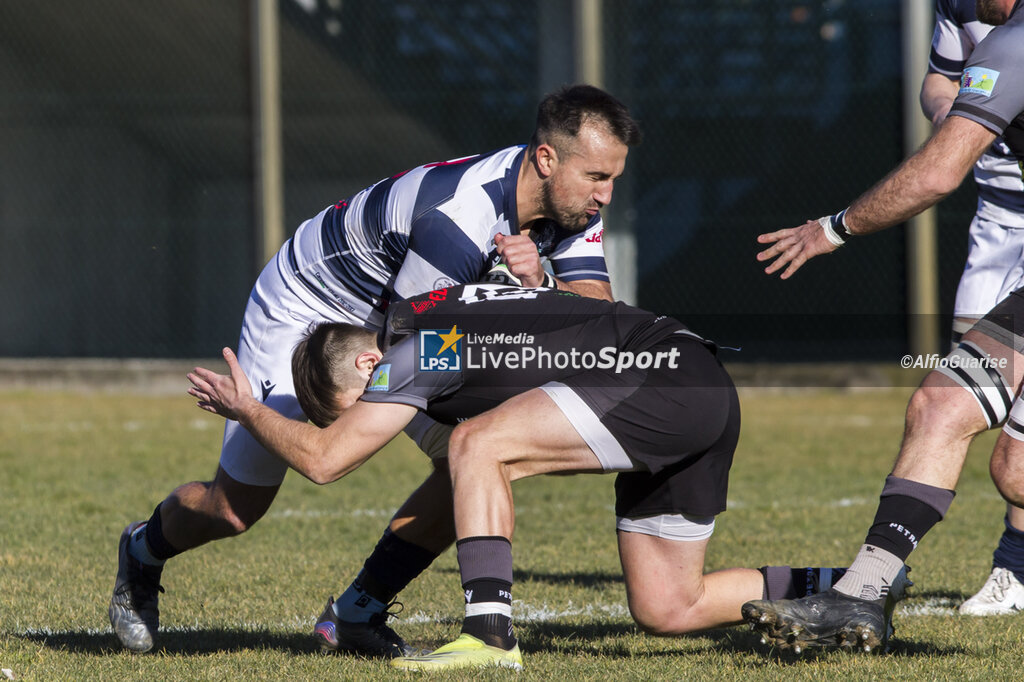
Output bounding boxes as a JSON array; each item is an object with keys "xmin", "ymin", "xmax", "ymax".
[
  {"xmin": 756, "ymin": 219, "xmax": 837, "ymax": 279},
  {"xmin": 494, "ymin": 233, "xmax": 546, "ymax": 287},
  {"xmin": 187, "ymin": 347, "xmax": 255, "ymax": 421}
]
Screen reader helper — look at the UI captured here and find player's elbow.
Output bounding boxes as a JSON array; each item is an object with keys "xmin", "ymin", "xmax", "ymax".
[
  {"xmin": 298, "ymin": 453, "xmax": 348, "ymax": 486},
  {"xmin": 305, "ymin": 468, "xmax": 336, "ymax": 486},
  {"xmin": 925, "ymin": 169, "xmax": 963, "ymax": 200}
]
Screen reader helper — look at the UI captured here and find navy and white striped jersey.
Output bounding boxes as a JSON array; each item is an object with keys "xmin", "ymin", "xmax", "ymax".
[
  {"xmin": 932, "ymin": 0, "xmax": 1024, "ymax": 223},
  {"xmin": 284, "ymin": 145, "xmax": 609, "ymax": 330}
]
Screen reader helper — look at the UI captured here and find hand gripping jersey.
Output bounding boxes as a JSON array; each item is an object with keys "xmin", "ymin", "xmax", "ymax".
[
  {"xmin": 931, "ymin": 0, "xmax": 1024, "ymax": 225},
  {"xmin": 359, "ymin": 284, "xmax": 693, "ymax": 423},
  {"xmin": 283, "ymin": 145, "xmax": 608, "ymax": 330}
]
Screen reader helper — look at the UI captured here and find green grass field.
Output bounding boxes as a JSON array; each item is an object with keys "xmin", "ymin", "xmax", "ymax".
[{"xmin": 2, "ymin": 385, "xmax": 1023, "ymax": 680}]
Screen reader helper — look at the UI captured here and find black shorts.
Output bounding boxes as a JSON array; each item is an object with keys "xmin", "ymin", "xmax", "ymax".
[
  {"xmin": 543, "ymin": 333, "xmax": 740, "ymax": 519},
  {"xmin": 974, "ymin": 287, "xmax": 1024, "ymax": 354}
]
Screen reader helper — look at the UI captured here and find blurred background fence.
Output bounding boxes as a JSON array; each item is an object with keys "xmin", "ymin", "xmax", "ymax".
[{"xmin": 0, "ymin": 1, "xmax": 975, "ymax": 361}]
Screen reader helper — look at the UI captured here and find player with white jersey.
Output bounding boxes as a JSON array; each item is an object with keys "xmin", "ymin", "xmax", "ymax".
[
  {"xmin": 108, "ymin": 84, "xmax": 641, "ymax": 655},
  {"xmin": 921, "ymin": 0, "xmax": 1024, "ymax": 617},
  {"xmin": 743, "ymin": 0, "xmax": 1024, "ymax": 652}
]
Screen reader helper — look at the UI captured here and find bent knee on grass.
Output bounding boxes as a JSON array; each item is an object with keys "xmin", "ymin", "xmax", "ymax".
[{"xmin": 629, "ymin": 597, "xmax": 719, "ymax": 636}]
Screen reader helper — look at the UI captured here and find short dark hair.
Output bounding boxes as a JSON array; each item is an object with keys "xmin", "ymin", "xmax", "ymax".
[
  {"xmin": 529, "ymin": 84, "xmax": 642, "ymax": 153},
  {"xmin": 292, "ymin": 322, "xmax": 377, "ymax": 428}
]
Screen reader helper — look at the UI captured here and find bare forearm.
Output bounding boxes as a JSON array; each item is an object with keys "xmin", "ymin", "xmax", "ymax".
[
  {"xmin": 560, "ymin": 278, "xmax": 613, "ymax": 301},
  {"xmin": 235, "ymin": 400, "xmax": 338, "ymax": 483},
  {"xmin": 845, "ymin": 116, "xmax": 993, "ymax": 236},
  {"xmin": 845, "ymin": 157, "xmax": 951, "ymax": 235}
]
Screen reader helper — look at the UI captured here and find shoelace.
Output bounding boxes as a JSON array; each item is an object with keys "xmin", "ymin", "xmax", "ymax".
[
  {"xmin": 986, "ymin": 570, "xmax": 1012, "ymax": 601},
  {"xmin": 369, "ymin": 600, "xmax": 406, "ymax": 643},
  {"xmin": 126, "ymin": 561, "xmax": 165, "ymax": 604}
]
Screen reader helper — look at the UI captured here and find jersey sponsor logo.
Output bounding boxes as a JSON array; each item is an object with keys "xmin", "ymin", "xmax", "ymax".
[
  {"xmin": 960, "ymin": 66, "xmax": 999, "ymax": 97},
  {"xmin": 433, "ymin": 276, "xmax": 457, "ymax": 289},
  {"xmin": 409, "ymin": 300, "xmax": 437, "ymax": 314},
  {"xmin": 458, "ymin": 283, "xmax": 541, "ymax": 304},
  {"xmin": 367, "ymin": 364, "xmax": 391, "ymax": 391},
  {"xmin": 418, "ymin": 326, "xmax": 463, "ymax": 371},
  {"xmin": 260, "ymin": 379, "xmax": 276, "ymax": 401},
  {"xmin": 585, "ymin": 228, "xmax": 604, "ymax": 243}
]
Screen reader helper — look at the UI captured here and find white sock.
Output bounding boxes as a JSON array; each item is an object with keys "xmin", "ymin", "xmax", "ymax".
[
  {"xmin": 833, "ymin": 544, "xmax": 903, "ymax": 602},
  {"xmin": 128, "ymin": 524, "xmax": 166, "ymax": 566}
]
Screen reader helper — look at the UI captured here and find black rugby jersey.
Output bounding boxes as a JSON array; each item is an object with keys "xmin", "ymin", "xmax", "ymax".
[{"xmin": 358, "ymin": 284, "xmax": 696, "ymax": 424}]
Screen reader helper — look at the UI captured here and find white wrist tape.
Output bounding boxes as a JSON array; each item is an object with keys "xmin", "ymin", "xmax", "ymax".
[{"xmin": 819, "ymin": 209, "xmax": 852, "ymax": 247}]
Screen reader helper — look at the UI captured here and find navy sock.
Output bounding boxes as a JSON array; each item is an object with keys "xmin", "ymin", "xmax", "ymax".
[
  {"xmin": 144, "ymin": 504, "xmax": 183, "ymax": 561},
  {"xmin": 336, "ymin": 529, "xmax": 440, "ymax": 623},
  {"xmin": 759, "ymin": 566, "xmax": 848, "ymax": 599},
  {"xmin": 360, "ymin": 529, "xmax": 440, "ymax": 602},
  {"xmin": 992, "ymin": 515, "xmax": 1024, "ymax": 584}
]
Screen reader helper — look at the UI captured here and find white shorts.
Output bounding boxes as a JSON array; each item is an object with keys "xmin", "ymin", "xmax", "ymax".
[
  {"xmin": 954, "ymin": 212, "xmax": 1024, "ymax": 320},
  {"xmin": 219, "ymin": 245, "xmax": 367, "ymax": 486},
  {"xmin": 616, "ymin": 513, "xmax": 715, "ymax": 541}
]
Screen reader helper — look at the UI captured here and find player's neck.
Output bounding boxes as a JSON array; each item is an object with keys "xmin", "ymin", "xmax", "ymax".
[{"xmin": 515, "ymin": 151, "xmax": 545, "ymax": 229}]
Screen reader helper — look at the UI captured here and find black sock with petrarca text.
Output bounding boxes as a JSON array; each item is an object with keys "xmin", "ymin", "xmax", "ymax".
[{"xmin": 456, "ymin": 536, "xmax": 516, "ymax": 650}]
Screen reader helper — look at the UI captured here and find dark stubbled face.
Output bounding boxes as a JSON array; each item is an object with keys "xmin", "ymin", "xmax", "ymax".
[
  {"xmin": 976, "ymin": 0, "xmax": 1012, "ymax": 25},
  {"xmin": 540, "ymin": 121, "xmax": 628, "ymax": 233}
]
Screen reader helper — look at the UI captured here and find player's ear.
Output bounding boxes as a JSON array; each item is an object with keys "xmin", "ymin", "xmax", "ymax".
[
  {"xmin": 354, "ymin": 349, "xmax": 383, "ymax": 377},
  {"xmin": 535, "ymin": 143, "xmax": 558, "ymax": 178}
]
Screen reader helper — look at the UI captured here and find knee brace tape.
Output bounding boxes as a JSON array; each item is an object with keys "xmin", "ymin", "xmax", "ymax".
[
  {"xmin": 1003, "ymin": 399, "xmax": 1024, "ymax": 442},
  {"xmin": 936, "ymin": 341, "xmax": 1013, "ymax": 428}
]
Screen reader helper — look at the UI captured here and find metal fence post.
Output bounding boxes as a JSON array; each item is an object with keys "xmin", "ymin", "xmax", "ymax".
[
  {"xmin": 902, "ymin": 0, "xmax": 941, "ymax": 355},
  {"xmin": 574, "ymin": 0, "xmax": 637, "ymax": 304},
  {"xmin": 252, "ymin": 0, "xmax": 285, "ymax": 273}
]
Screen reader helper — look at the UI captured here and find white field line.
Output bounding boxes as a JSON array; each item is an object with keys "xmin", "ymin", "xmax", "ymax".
[
  {"xmin": 11, "ymin": 597, "xmax": 958, "ymax": 639},
  {"xmin": 897, "ymin": 597, "xmax": 959, "ymax": 617}
]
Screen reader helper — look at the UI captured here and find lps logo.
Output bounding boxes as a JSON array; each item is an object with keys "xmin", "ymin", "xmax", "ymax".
[{"xmin": 419, "ymin": 325, "xmax": 464, "ymax": 371}]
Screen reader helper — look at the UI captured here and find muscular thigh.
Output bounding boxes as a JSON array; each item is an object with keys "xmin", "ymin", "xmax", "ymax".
[{"xmin": 618, "ymin": 528, "xmax": 708, "ymax": 602}]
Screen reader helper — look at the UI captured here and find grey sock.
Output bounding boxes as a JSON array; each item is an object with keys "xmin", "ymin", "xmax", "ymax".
[{"xmin": 833, "ymin": 544, "xmax": 903, "ymax": 602}]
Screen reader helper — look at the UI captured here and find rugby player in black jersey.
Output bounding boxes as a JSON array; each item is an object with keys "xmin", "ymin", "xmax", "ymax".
[{"xmin": 189, "ymin": 283, "xmax": 850, "ymax": 670}]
